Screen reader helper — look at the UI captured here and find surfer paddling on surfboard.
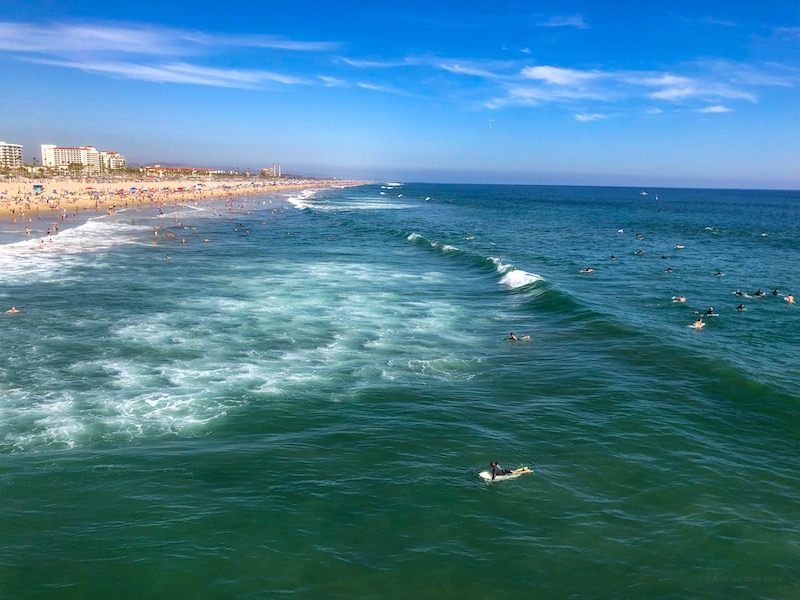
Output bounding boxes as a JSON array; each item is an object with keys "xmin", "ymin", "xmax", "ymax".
[
  {"xmin": 505, "ymin": 332, "xmax": 531, "ymax": 342},
  {"xmin": 489, "ymin": 462, "xmax": 532, "ymax": 480}
]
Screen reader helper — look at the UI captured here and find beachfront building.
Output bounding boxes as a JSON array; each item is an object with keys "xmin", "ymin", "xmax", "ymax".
[
  {"xmin": 0, "ymin": 141, "xmax": 23, "ymax": 168},
  {"xmin": 41, "ymin": 144, "xmax": 127, "ymax": 172},
  {"xmin": 100, "ymin": 151, "xmax": 126, "ymax": 170},
  {"xmin": 141, "ymin": 165, "xmax": 216, "ymax": 178},
  {"xmin": 260, "ymin": 163, "xmax": 281, "ymax": 178}
]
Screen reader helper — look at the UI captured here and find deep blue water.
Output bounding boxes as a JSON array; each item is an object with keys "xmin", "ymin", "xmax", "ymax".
[{"xmin": 1, "ymin": 183, "xmax": 798, "ymax": 598}]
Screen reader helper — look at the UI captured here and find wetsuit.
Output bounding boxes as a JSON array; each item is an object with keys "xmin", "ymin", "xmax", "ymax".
[{"xmin": 491, "ymin": 464, "xmax": 512, "ymax": 480}]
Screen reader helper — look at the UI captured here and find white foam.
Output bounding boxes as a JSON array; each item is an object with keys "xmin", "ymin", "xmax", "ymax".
[
  {"xmin": 499, "ymin": 268, "xmax": 544, "ymax": 289},
  {"xmin": 488, "ymin": 256, "xmax": 544, "ymax": 288},
  {"xmin": 0, "ymin": 217, "xmax": 153, "ymax": 283}
]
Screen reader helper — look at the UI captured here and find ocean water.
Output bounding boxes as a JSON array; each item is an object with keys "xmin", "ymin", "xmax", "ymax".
[{"xmin": 1, "ymin": 184, "xmax": 798, "ymax": 599}]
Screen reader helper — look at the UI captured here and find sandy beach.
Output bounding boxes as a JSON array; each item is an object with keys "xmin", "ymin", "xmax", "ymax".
[{"xmin": 0, "ymin": 176, "xmax": 366, "ymax": 224}]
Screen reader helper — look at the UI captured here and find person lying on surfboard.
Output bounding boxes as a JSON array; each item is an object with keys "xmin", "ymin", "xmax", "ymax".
[
  {"xmin": 489, "ymin": 461, "xmax": 532, "ymax": 480},
  {"xmin": 505, "ymin": 332, "xmax": 530, "ymax": 341}
]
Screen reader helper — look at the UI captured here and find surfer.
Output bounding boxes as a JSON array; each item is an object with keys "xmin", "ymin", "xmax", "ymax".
[
  {"xmin": 734, "ymin": 289, "xmax": 744, "ymax": 297},
  {"xmin": 704, "ymin": 307, "xmax": 714, "ymax": 316},
  {"xmin": 580, "ymin": 267, "xmax": 594, "ymax": 273},
  {"xmin": 736, "ymin": 303, "xmax": 745, "ymax": 311},
  {"xmin": 754, "ymin": 289, "xmax": 766, "ymax": 297},
  {"xmin": 773, "ymin": 288, "xmax": 779, "ymax": 296},
  {"xmin": 666, "ymin": 266, "xmax": 673, "ymax": 273},
  {"xmin": 692, "ymin": 318, "xmax": 705, "ymax": 330},
  {"xmin": 673, "ymin": 295, "xmax": 686, "ymax": 303},
  {"xmin": 489, "ymin": 462, "xmax": 531, "ymax": 480},
  {"xmin": 5, "ymin": 306, "xmax": 19, "ymax": 314},
  {"xmin": 505, "ymin": 332, "xmax": 531, "ymax": 342},
  {"xmin": 787, "ymin": 294, "xmax": 795, "ymax": 304}
]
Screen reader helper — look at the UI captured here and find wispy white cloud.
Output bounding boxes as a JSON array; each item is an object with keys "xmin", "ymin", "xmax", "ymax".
[
  {"xmin": 485, "ymin": 84, "xmax": 605, "ymax": 109},
  {"xmin": 696, "ymin": 105, "xmax": 732, "ymax": 113},
  {"xmin": 0, "ymin": 21, "xmax": 189, "ymax": 55},
  {"xmin": 23, "ymin": 57, "xmax": 308, "ymax": 88},
  {"xmin": 192, "ymin": 32, "xmax": 339, "ymax": 52},
  {"xmin": 0, "ymin": 18, "xmax": 793, "ymax": 115},
  {"xmin": 0, "ymin": 21, "xmax": 338, "ymax": 55},
  {"xmin": 575, "ymin": 113, "xmax": 608, "ymax": 122},
  {"xmin": 648, "ymin": 85, "xmax": 699, "ymax": 100},
  {"xmin": 339, "ymin": 57, "xmax": 412, "ymax": 69},
  {"xmin": 773, "ymin": 26, "xmax": 800, "ymax": 36},
  {"xmin": 521, "ymin": 65, "xmax": 602, "ymax": 85},
  {"xmin": 318, "ymin": 75, "xmax": 348, "ymax": 87},
  {"xmin": 436, "ymin": 62, "xmax": 503, "ymax": 78},
  {"xmin": 634, "ymin": 72, "xmax": 757, "ymax": 102},
  {"xmin": 356, "ymin": 81, "xmax": 417, "ymax": 97},
  {"xmin": 537, "ymin": 15, "xmax": 588, "ymax": 29},
  {"xmin": 0, "ymin": 20, "xmax": 334, "ymax": 89},
  {"xmin": 705, "ymin": 17, "xmax": 739, "ymax": 27},
  {"xmin": 483, "ymin": 61, "xmax": 773, "ymax": 113}
]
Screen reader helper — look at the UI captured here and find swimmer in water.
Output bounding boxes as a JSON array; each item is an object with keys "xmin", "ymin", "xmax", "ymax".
[
  {"xmin": 675, "ymin": 244, "xmax": 685, "ymax": 249},
  {"xmin": 692, "ymin": 318, "xmax": 705, "ymax": 330},
  {"xmin": 580, "ymin": 267, "xmax": 594, "ymax": 273},
  {"xmin": 610, "ymin": 255, "xmax": 616, "ymax": 260},
  {"xmin": 5, "ymin": 306, "xmax": 19, "ymax": 314},
  {"xmin": 673, "ymin": 295, "xmax": 687, "ymax": 303}
]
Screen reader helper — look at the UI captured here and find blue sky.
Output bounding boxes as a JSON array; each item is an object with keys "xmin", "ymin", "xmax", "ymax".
[{"xmin": 1, "ymin": 1, "xmax": 798, "ymax": 188}]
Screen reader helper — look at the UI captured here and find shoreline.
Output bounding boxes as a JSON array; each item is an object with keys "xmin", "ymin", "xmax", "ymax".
[{"xmin": 0, "ymin": 176, "xmax": 368, "ymax": 229}]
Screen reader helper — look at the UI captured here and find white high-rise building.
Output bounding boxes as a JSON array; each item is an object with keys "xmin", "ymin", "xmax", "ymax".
[
  {"xmin": 41, "ymin": 144, "xmax": 127, "ymax": 172},
  {"xmin": 99, "ymin": 151, "xmax": 126, "ymax": 170},
  {"xmin": 0, "ymin": 141, "xmax": 23, "ymax": 168}
]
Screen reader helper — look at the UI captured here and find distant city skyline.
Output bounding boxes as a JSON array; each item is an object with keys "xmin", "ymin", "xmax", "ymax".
[{"xmin": 1, "ymin": 1, "xmax": 798, "ymax": 189}]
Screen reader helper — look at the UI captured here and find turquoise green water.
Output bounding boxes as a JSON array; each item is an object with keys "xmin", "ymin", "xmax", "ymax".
[{"xmin": 1, "ymin": 184, "xmax": 798, "ymax": 598}]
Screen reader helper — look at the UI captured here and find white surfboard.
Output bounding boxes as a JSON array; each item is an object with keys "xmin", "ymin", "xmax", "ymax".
[{"xmin": 479, "ymin": 468, "xmax": 533, "ymax": 482}]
